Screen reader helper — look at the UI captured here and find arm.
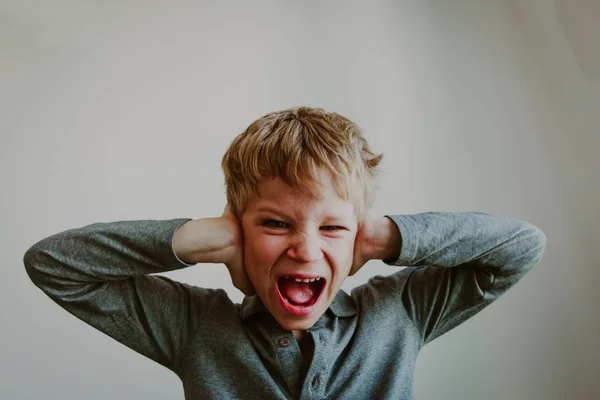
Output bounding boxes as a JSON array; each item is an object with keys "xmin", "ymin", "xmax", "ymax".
[
  {"xmin": 23, "ymin": 217, "xmax": 236, "ymax": 371},
  {"xmin": 360, "ymin": 211, "xmax": 547, "ymax": 346}
]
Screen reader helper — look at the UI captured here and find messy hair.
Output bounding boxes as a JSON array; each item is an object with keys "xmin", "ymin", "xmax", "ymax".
[{"xmin": 221, "ymin": 106, "xmax": 383, "ymax": 223}]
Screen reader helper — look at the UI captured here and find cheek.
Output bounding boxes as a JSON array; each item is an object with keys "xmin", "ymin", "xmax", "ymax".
[
  {"xmin": 244, "ymin": 235, "xmax": 286, "ymax": 266},
  {"xmin": 325, "ymin": 237, "xmax": 356, "ymax": 270}
]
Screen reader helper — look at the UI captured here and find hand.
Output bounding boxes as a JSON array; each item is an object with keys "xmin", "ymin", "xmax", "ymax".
[
  {"xmin": 221, "ymin": 205, "xmax": 256, "ymax": 296},
  {"xmin": 350, "ymin": 212, "xmax": 402, "ymax": 276}
]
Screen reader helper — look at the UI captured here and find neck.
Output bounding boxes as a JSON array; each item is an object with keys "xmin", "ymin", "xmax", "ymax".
[{"xmin": 292, "ymin": 329, "xmax": 305, "ymax": 342}]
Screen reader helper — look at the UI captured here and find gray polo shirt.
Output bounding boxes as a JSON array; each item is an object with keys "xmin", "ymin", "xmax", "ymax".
[{"xmin": 24, "ymin": 212, "xmax": 547, "ymax": 399}]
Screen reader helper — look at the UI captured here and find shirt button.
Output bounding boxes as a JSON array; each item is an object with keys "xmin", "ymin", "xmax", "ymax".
[{"xmin": 279, "ymin": 337, "xmax": 291, "ymax": 348}]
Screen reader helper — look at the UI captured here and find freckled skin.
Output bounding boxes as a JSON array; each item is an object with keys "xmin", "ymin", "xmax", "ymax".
[{"xmin": 241, "ymin": 177, "xmax": 358, "ymax": 337}]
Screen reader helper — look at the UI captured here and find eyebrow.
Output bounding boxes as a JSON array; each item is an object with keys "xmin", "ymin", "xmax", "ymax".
[
  {"xmin": 254, "ymin": 206, "xmax": 291, "ymax": 218},
  {"xmin": 254, "ymin": 205, "xmax": 348, "ymax": 221}
]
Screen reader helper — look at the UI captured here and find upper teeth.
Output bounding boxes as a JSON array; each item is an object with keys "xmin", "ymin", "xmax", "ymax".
[{"xmin": 294, "ymin": 277, "xmax": 320, "ymax": 282}]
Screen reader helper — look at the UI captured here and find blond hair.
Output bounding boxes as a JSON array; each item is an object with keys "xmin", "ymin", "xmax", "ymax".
[{"xmin": 221, "ymin": 106, "xmax": 383, "ymax": 222}]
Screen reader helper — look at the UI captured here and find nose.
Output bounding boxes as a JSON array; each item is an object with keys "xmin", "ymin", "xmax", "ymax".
[{"xmin": 286, "ymin": 231, "xmax": 323, "ymax": 264}]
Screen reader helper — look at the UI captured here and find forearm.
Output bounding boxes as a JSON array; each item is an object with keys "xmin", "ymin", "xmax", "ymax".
[
  {"xmin": 24, "ymin": 218, "xmax": 195, "ymax": 291},
  {"xmin": 370, "ymin": 216, "xmax": 403, "ymax": 262},
  {"xmin": 172, "ymin": 217, "xmax": 238, "ymax": 265},
  {"xmin": 384, "ymin": 211, "xmax": 547, "ymax": 273}
]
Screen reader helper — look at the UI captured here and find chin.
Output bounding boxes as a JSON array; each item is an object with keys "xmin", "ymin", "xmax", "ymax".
[{"xmin": 274, "ymin": 314, "xmax": 322, "ymax": 331}]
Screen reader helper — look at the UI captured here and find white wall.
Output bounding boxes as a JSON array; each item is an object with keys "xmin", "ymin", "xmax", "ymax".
[
  {"xmin": 2, "ymin": 1, "xmax": 595, "ymax": 399},
  {"xmin": 506, "ymin": 1, "xmax": 600, "ymax": 398}
]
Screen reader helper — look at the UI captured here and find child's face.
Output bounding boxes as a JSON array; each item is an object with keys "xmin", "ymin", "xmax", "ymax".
[{"xmin": 241, "ymin": 176, "xmax": 358, "ymax": 331}]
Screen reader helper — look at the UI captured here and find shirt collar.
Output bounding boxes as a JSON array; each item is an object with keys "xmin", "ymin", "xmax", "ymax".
[{"xmin": 240, "ymin": 289, "xmax": 358, "ymax": 322}]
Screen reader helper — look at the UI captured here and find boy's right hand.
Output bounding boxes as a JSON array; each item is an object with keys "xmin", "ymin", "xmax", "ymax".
[{"xmin": 221, "ymin": 205, "xmax": 256, "ymax": 297}]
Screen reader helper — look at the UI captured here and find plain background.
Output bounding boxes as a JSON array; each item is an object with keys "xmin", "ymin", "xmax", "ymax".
[{"xmin": 2, "ymin": 1, "xmax": 598, "ymax": 399}]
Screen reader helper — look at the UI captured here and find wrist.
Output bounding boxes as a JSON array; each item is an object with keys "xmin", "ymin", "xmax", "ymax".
[
  {"xmin": 373, "ymin": 216, "xmax": 402, "ymax": 261},
  {"xmin": 172, "ymin": 217, "xmax": 239, "ymax": 264}
]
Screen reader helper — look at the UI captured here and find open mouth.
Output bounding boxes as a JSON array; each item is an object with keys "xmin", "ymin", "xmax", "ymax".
[{"xmin": 276, "ymin": 275, "xmax": 326, "ymax": 307}]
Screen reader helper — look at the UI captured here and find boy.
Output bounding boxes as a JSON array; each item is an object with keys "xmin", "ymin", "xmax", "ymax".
[{"xmin": 24, "ymin": 107, "xmax": 547, "ymax": 399}]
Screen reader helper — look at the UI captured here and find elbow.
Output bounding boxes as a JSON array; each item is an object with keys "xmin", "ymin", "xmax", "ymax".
[
  {"xmin": 531, "ymin": 225, "xmax": 547, "ymax": 251},
  {"xmin": 527, "ymin": 226, "xmax": 548, "ymax": 266},
  {"xmin": 538, "ymin": 228, "xmax": 547, "ymax": 246},
  {"xmin": 23, "ymin": 244, "xmax": 43, "ymax": 284},
  {"xmin": 536, "ymin": 228, "xmax": 547, "ymax": 259},
  {"xmin": 23, "ymin": 241, "xmax": 54, "ymax": 288},
  {"xmin": 521, "ymin": 220, "xmax": 547, "ymax": 253}
]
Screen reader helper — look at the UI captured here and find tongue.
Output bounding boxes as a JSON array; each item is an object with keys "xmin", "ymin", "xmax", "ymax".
[{"xmin": 279, "ymin": 279, "xmax": 317, "ymax": 305}]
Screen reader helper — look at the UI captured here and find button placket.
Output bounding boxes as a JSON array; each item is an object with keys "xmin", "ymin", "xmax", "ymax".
[
  {"xmin": 273, "ymin": 332, "xmax": 304, "ymax": 398},
  {"xmin": 299, "ymin": 329, "xmax": 326, "ymax": 398}
]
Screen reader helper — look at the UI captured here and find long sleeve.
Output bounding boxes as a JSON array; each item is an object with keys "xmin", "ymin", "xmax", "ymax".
[
  {"xmin": 380, "ymin": 211, "xmax": 547, "ymax": 346},
  {"xmin": 23, "ymin": 218, "xmax": 227, "ymax": 371}
]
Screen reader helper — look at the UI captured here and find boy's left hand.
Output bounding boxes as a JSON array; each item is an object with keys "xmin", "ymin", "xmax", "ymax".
[{"xmin": 350, "ymin": 213, "xmax": 402, "ymax": 276}]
